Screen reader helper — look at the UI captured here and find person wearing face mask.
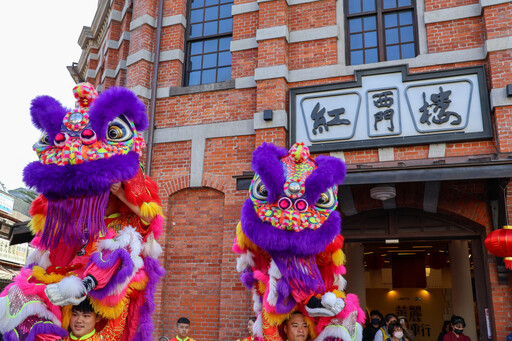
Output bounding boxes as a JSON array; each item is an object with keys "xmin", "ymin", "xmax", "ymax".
[
  {"xmin": 363, "ymin": 310, "xmax": 383, "ymax": 341},
  {"xmin": 374, "ymin": 313, "xmax": 398, "ymax": 341},
  {"xmin": 443, "ymin": 315, "xmax": 470, "ymax": 341},
  {"xmin": 386, "ymin": 322, "xmax": 408, "ymax": 341}
]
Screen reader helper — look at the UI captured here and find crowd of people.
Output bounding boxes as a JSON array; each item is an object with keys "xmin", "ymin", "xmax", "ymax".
[
  {"xmin": 52, "ymin": 297, "xmax": 472, "ymax": 341},
  {"xmin": 362, "ymin": 310, "xmax": 470, "ymax": 341}
]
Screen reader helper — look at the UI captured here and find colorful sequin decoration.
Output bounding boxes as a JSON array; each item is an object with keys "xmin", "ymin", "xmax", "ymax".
[
  {"xmin": 250, "ymin": 143, "xmax": 338, "ymax": 232},
  {"xmin": 33, "ymin": 83, "xmax": 145, "ymax": 166}
]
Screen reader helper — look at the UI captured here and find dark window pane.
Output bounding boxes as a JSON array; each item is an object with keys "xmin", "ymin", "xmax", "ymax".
[
  {"xmin": 204, "ymin": 21, "xmax": 218, "ymax": 35},
  {"xmin": 365, "ymin": 48, "xmax": 378, "ymax": 63},
  {"xmin": 203, "ymin": 53, "xmax": 218, "ymax": 68},
  {"xmin": 191, "ymin": 9, "xmax": 204, "ymax": 23},
  {"xmin": 386, "ymin": 45, "xmax": 400, "ymax": 60},
  {"xmin": 218, "ymin": 66, "xmax": 231, "ymax": 82},
  {"xmin": 401, "ymin": 43, "xmax": 415, "ymax": 58},
  {"xmin": 190, "ymin": 24, "xmax": 203, "ymax": 38},
  {"xmin": 205, "ymin": 6, "xmax": 219, "ymax": 20},
  {"xmin": 190, "ymin": 41, "xmax": 203, "ymax": 55},
  {"xmin": 220, "ymin": 0, "xmax": 232, "ymax": 3},
  {"xmin": 349, "ymin": 18, "xmax": 363, "ymax": 33},
  {"xmin": 364, "ymin": 31, "xmax": 377, "ymax": 47},
  {"xmin": 220, "ymin": 4, "xmax": 232, "ymax": 18},
  {"xmin": 219, "ymin": 18, "xmax": 233, "ymax": 33},
  {"xmin": 202, "ymin": 69, "xmax": 216, "ymax": 83},
  {"xmin": 191, "ymin": 0, "xmax": 204, "ymax": 9},
  {"xmin": 348, "ymin": 0, "xmax": 362, "ymax": 14},
  {"xmin": 383, "ymin": 0, "xmax": 397, "ymax": 9},
  {"xmin": 399, "ymin": 11, "xmax": 413, "ymax": 25},
  {"xmin": 362, "ymin": 0, "xmax": 375, "ymax": 12},
  {"xmin": 205, "ymin": 0, "xmax": 218, "ymax": 5},
  {"xmin": 189, "ymin": 71, "xmax": 201, "ymax": 85},
  {"xmin": 385, "ymin": 28, "xmax": 399, "ymax": 44},
  {"xmin": 219, "ymin": 37, "xmax": 231, "ymax": 50},
  {"xmin": 218, "ymin": 51, "xmax": 231, "ymax": 66},
  {"xmin": 190, "ymin": 56, "xmax": 202, "ymax": 70},
  {"xmin": 384, "ymin": 13, "xmax": 397, "ymax": 27},
  {"xmin": 398, "ymin": 0, "xmax": 411, "ymax": 6},
  {"xmin": 363, "ymin": 16, "xmax": 376, "ymax": 30},
  {"xmin": 351, "ymin": 33, "xmax": 363, "ymax": 49},
  {"xmin": 351, "ymin": 50, "xmax": 364, "ymax": 65},
  {"xmin": 400, "ymin": 26, "xmax": 414, "ymax": 42},
  {"xmin": 204, "ymin": 39, "xmax": 218, "ymax": 53}
]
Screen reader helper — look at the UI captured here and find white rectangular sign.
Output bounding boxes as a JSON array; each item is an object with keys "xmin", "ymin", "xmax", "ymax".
[
  {"xmin": 0, "ymin": 192, "xmax": 14, "ymax": 214},
  {"xmin": 0, "ymin": 239, "xmax": 28, "ymax": 265},
  {"xmin": 290, "ymin": 66, "xmax": 492, "ymax": 152}
]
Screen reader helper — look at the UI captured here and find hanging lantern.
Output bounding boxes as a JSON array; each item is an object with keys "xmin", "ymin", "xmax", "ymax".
[{"xmin": 485, "ymin": 225, "xmax": 512, "ymax": 270}]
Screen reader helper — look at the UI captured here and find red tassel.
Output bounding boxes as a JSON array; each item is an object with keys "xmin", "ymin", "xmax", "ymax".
[{"xmin": 505, "ymin": 258, "xmax": 512, "ymax": 270}]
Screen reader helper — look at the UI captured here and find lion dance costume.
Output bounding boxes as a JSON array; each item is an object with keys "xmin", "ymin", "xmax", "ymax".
[
  {"xmin": 233, "ymin": 143, "xmax": 365, "ymax": 341},
  {"xmin": 0, "ymin": 83, "xmax": 165, "ymax": 341}
]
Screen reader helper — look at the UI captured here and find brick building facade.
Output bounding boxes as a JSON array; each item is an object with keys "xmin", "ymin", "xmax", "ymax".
[{"xmin": 70, "ymin": 0, "xmax": 512, "ymax": 340}]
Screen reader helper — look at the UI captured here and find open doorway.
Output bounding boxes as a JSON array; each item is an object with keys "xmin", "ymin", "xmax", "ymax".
[
  {"xmin": 345, "ymin": 240, "xmax": 478, "ymax": 341},
  {"xmin": 341, "ymin": 208, "xmax": 492, "ymax": 341}
]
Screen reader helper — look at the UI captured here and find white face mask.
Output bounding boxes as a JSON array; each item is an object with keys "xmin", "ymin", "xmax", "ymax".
[{"xmin": 393, "ymin": 332, "xmax": 404, "ymax": 339}]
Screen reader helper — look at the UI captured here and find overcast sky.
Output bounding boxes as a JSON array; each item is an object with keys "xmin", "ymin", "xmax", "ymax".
[{"xmin": 0, "ymin": 1, "xmax": 98, "ymax": 191}]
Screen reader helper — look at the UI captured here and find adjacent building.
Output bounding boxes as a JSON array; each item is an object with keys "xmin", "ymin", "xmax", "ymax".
[{"xmin": 70, "ymin": 0, "xmax": 512, "ymax": 340}]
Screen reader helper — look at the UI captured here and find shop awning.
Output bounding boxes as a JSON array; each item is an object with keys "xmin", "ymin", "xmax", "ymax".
[
  {"xmin": 344, "ymin": 162, "xmax": 512, "ymax": 185},
  {"xmin": 0, "ymin": 264, "xmax": 20, "ymax": 281}
]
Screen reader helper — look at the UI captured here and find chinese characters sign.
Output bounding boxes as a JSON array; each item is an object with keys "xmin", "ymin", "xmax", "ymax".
[
  {"xmin": 290, "ymin": 66, "xmax": 491, "ymax": 151},
  {"xmin": 0, "ymin": 238, "xmax": 28, "ymax": 265}
]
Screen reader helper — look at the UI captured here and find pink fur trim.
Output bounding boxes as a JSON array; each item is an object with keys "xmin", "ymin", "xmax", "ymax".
[
  {"xmin": 334, "ymin": 265, "xmax": 346, "ymax": 275},
  {"xmin": 11, "ymin": 268, "xmax": 62, "ymax": 319},
  {"xmin": 233, "ymin": 240, "xmax": 243, "ymax": 254},
  {"xmin": 253, "ymin": 270, "xmax": 269, "ymax": 284},
  {"xmin": 95, "ymin": 269, "xmax": 148, "ymax": 307},
  {"xmin": 314, "ymin": 294, "xmax": 365, "ymax": 334},
  {"xmin": 147, "ymin": 214, "xmax": 163, "ymax": 240}
]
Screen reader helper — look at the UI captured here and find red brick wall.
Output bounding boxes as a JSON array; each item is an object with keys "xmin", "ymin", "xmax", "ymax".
[
  {"xmin": 156, "ymin": 188, "xmax": 225, "ymax": 340},
  {"xmin": 79, "ymin": 0, "xmax": 512, "ymax": 338}
]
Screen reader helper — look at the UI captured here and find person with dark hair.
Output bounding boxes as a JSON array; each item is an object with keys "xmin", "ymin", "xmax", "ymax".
[
  {"xmin": 386, "ymin": 322, "xmax": 407, "ymax": 341},
  {"xmin": 238, "ymin": 317, "xmax": 258, "ymax": 341},
  {"xmin": 374, "ymin": 314, "xmax": 398, "ymax": 341},
  {"xmin": 437, "ymin": 320, "xmax": 451, "ymax": 341},
  {"xmin": 443, "ymin": 315, "xmax": 470, "ymax": 341},
  {"xmin": 64, "ymin": 298, "xmax": 126, "ymax": 341},
  {"xmin": 363, "ymin": 310, "xmax": 383, "ymax": 341},
  {"xmin": 283, "ymin": 312, "xmax": 309, "ymax": 341},
  {"xmin": 170, "ymin": 317, "xmax": 196, "ymax": 341}
]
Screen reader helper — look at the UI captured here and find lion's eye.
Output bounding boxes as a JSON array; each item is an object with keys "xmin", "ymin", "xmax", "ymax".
[
  {"xmin": 38, "ymin": 133, "xmax": 50, "ymax": 146},
  {"xmin": 106, "ymin": 117, "xmax": 133, "ymax": 142},
  {"xmin": 315, "ymin": 188, "xmax": 335, "ymax": 209},
  {"xmin": 251, "ymin": 177, "xmax": 268, "ymax": 201}
]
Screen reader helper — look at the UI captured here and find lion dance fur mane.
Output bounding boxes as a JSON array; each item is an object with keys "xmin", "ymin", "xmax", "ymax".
[
  {"xmin": 0, "ymin": 83, "xmax": 165, "ymax": 341},
  {"xmin": 234, "ymin": 142, "xmax": 365, "ymax": 341}
]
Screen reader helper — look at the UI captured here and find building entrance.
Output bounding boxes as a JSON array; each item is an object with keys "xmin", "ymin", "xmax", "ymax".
[{"xmin": 341, "ymin": 209, "xmax": 493, "ymax": 341}]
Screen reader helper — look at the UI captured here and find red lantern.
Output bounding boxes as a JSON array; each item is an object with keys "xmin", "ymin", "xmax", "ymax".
[{"xmin": 485, "ymin": 225, "xmax": 512, "ymax": 270}]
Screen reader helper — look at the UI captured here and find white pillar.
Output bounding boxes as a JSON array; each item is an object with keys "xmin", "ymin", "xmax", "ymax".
[
  {"xmin": 345, "ymin": 243, "xmax": 366, "ymax": 309},
  {"xmin": 449, "ymin": 240, "xmax": 477, "ymax": 341}
]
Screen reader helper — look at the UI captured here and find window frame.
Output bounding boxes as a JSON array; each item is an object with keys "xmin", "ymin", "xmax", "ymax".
[
  {"xmin": 344, "ymin": 0, "xmax": 419, "ymax": 65},
  {"xmin": 183, "ymin": 0, "xmax": 234, "ymax": 86}
]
